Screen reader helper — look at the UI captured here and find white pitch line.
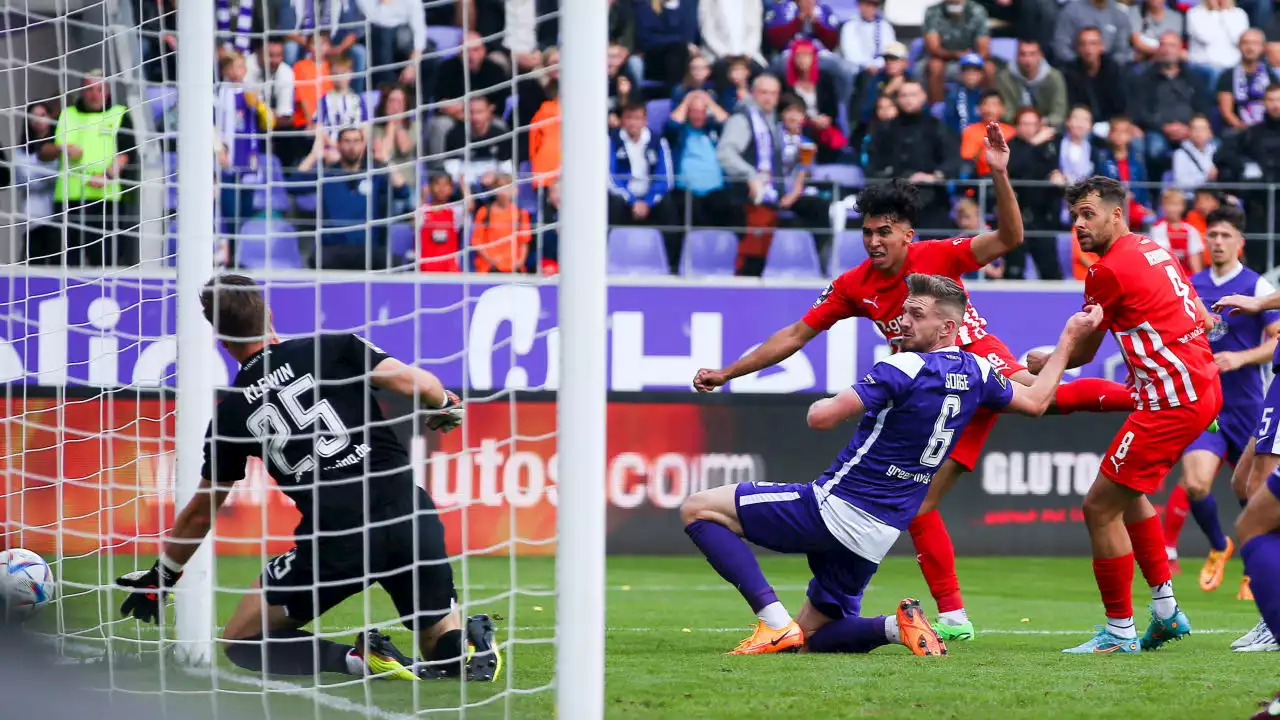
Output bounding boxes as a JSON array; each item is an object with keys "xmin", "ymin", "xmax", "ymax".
[
  {"xmin": 192, "ymin": 666, "xmax": 414, "ymax": 720},
  {"xmin": 291, "ymin": 625, "xmax": 1251, "ymax": 637}
]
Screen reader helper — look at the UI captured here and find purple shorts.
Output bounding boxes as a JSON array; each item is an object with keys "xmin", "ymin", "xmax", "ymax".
[
  {"xmin": 1186, "ymin": 418, "xmax": 1250, "ymax": 467},
  {"xmin": 1254, "ymin": 378, "xmax": 1280, "ymax": 456},
  {"xmin": 734, "ymin": 481, "xmax": 878, "ymax": 620},
  {"xmin": 1268, "ymin": 467, "xmax": 1280, "ymax": 500}
]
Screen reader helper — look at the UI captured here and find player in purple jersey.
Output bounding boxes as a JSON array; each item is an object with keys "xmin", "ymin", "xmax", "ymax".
[
  {"xmin": 1163, "ymin": 206, "xmax": 1280, "ymax": 595},
  {"xmin": 680, "ymin": 275, "xmax": 1100, "ymax": 655}
]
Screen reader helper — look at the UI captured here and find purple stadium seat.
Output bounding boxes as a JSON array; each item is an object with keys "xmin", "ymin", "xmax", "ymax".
[
  {"xmin": 427, "ymin": 26, "xmax": 464, "ymax": 58},
  {"xmin": 680, "ymin": 229, "xmax": 739, "ymax": 277},
  {"xmin": 991, "ymin": 38, "xmax": 1018, "ymax": 65},
  {"xmin": 236, "ymin": 219, "xmax": 303, "ymax": 269},
  {"xmin": 251, "ymin": 154, "xmax": 289, "ymax": 214},
  {"xmin": 831, "ymin": 231, "xmax": 868, "ymax": 273},
  {"xmin": 1057, "ymin": 233, "xmax": 1075, "ymax": 279},
  {"xmin": 389, "ymin": 223, "xmax": 415, "ymax": 265},
  {"xmin": 646, "ymin": 99, "xmax": 672, "ymax": 136},
  {"xmin": 762, "ymin": 230, "xmax": 822, "ymax": 279},
  {"xmin": 608, "ymin": 227, "xmax": 669, "ymax": 275},
  {"xmin": 809, "ymin": 164, "xmax": 864, "ymax": 189}
]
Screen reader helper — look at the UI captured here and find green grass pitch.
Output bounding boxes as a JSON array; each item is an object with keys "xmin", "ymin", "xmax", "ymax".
[{"xmin": 43, "ymin": 554, "xmax": 1277, "ymax": 719}]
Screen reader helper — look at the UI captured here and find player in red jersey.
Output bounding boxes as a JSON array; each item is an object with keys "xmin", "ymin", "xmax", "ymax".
[
  {"xmin": 1038, "ymin": 176, "xmax": 1220, "ymax": 654},
  {"xmin": 693, "ymin": 124, "xmax": 1135, "ymax": 642}
]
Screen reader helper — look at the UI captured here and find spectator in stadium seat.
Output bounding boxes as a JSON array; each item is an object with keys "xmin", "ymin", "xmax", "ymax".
[
  {"xmin": 291, "ymin": 32, "xmax": 333, "ymax": 133},
  {"xmin": 996, "ymin": 39, "xmax": 1066, "ymax": 133},
  {"xmin": 959, "ymin": 90, "xmax": 1013, "ymax": 178},
  {"xmin": 919, "ymin": 0, "xmax": 991, "ymax": 103},
  {"xmin": 851, "ymin": 40, "xmax": 910, "ymax": 141},
  {"xmin": 275, "ymin": 0, "xmax": 320, "ymax": 65},
  {"xmin": 471, "ymin": 175, "xmax": 532, "ymax": 273},
  {"xmin": 943, "ymin": 53, "xmax": 987, "ymax": 136},
  {"xmin": 1057, "ymin": 105, "xmax": 1105, "ymax": 184},
  {"xmin": 417, "ymin": 173, "xmax": 463, "ymax": 272},
  {"xmin": 443, "ymin": 96, "xmax": 515, "ymax": 196},
  {"xmin": 720, "ymin": 56, "xmax": 754, "ymax": 112},
  {"xmin": 429, "ymin": 31, "xmax": 511, "ymax": 156},
  {"xmin": 1150, "ymin": 187, "xmax": 1206, "ymax": 274},
  {"xmin": 633, "ymin": 0, "xmax": 701, "ymax": 95},
  {"xmin": 1187, "ymin": 0, "xmax": 1250, "ymax": 75},
  {"xmin": 325, "ymin": 0, "xmax": 369, "ymax": 93},
  {"xmin": 354, "ymin": 0, "xmax": 426, "ymax": 89},
  {"xmin": 50, "ymin": 71, "xmax": 138, "ymax": 266},
  {"xmin": 371, "ymin": 84, "xmax": 419, "ymax": 174},
  {"xmin": 1052, "ymin": 0, "xmax": 1132, "ymax": 66},
  {"xmin": 215, "ymin": 52, "xmax": 275, "ymax": 233},
  {"xmin": 1217, "ymin": 29, "xmax": 1277, "ymax": 131},
  {"xmin": 775, "ymin": 96, "xmax": 831, "ymax": 241},
  {"xmin": 293, "ymin": 126, "xmax": 410, "ymax": 269},
  {"xmin": 1214, "ymin": 83, "xmax": 1280, "ymax": 240},
  {"xmin": 247, "ymin": 39, "xmax": 301, "ymax": 166},
  {"xmin": 785, "ymin": 40, "xmax": 845, "ymax": 160},
  {"xmin": 139, "ymin": 0, "xmax": 178, "ymax": 83},
  {"xmin": 608, "ymin": 42, "xmax": 640, "ymax": 127},
  {"xmin": 215, "ymin": 0, "xmax": 258, "ymax": 60},
  {"xmin": 609, "ymin": 101, "xmax": 679, "ymax": 269},
  {"xmin": 1063, "ymin": 27, "xmax": 1129, "ymax": 136},
  {"xmin": 1128, "ymin": 0, "xmax": 1185, "ymax": 64},
  {"xmin": 1171, "ymin": 114, "xmax": 1219, "ymax": 193},
  {"xmin": 1131, "ymin": 31, "xmax": 1210, "ymax": 176},
  {"xmin": 665, "ymin": 89, "xmax": 738, "ymax": 230},
  {"xmin": 17, "ymin": 101, "xmax": 61, "ymax": 264},
  {"xmin": 953, "ymin": 197, "xmax": 1001, "ymax": 280},
  {"xmin": 1006, "ymin": 105, "xmax": 1067, "ymax": 279},
  {"xmin": 764, "ymin": 0, "xmax": 840, "ymax": 56},
  {"xmin": 673, "ymin": 55, "xmax": 717, "ymax": 105},
  {"xmin": 313, "ymin": 53, "xmax": 370, "ymax": 151},
  {"xmin": 717, "ymin": 73, "xmax": 782, "ymax": 212},
  {"xmin": 839, "ymin": 0, "xmax": 897, "ymax": 76},
  {"xmin": 700, "ymin": 0, "xmax": 767, "ymax": 68},
  {"xmin": 865, "ymin": 79, "xmax": 958, "ymax": 231},
  {"xmin": 528, "ymin": 70, "xmax": 562, "ymax": 194},
  {"xmin": 1097, "ymin": 115, "xmax": 1153, "ymax": 226},
  {"xmin": 1184, "ymin": 187, "xmax": 1222, "ymax": 238}
]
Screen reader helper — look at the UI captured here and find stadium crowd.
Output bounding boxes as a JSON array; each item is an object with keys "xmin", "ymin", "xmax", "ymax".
[{"xmin": 12, "ymin": 0, "xmax": 1280, "ymax": 276}]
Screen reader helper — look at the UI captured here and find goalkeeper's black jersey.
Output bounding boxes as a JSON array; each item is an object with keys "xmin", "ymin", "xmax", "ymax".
[{"xmin": 201, "ymin": 334, "xmax": 414, "ymax": 533}]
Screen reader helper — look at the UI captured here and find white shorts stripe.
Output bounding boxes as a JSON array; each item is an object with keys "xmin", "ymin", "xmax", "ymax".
[{"xmin": 738, "ymin": 491, "xmax": 802, "ymax": 507}]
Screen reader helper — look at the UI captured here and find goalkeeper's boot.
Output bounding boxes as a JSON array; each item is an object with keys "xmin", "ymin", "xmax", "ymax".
[
  {"xmin": 464, "ymin": 614, "xmax": 502, "ymax": 682},
  {"xmin": 727, "ymin": 619, "xmax": 804, "ymax": 655},
  {"xmin": 898, "ymin": 599, "xmax": 947, "ymax": 657},
  {"xmin": 1140, "ymin": 605, "xmax": 1191, "ymax": 651},
  {"xmin": 1061, "ymin": 627, "xmax": 1141, "ymax": 654},
  {"xmin": 1199, "ymin": 537, "xmax": 1235, "ymax": 592},
  {"xmin": 1241, "ymin": 576, "xmax": 1257, "ymax": 601},
  {"xmin": 354, "ymin": 630, "xmax": 418, "ymax": 680},
  {"xmin": 932, "ymin": 617, "xmax": 975, "ymax": 643}
]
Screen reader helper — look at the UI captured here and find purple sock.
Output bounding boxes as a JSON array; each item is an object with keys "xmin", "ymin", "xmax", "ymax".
[
  {"xmin": 1242, "ymin": 533, "xmax": 1280, "ymax": 633},
  {"xmin": 1188, "ymin": 494, "xmax": 1228, "ymax": 552},
  {"xmin": 806, "ymin": 616, "xmax": 892, "ymax": 654},
  {"xmin": 684, "ymin": 520, "xmax": 778, "ymax": 613}
]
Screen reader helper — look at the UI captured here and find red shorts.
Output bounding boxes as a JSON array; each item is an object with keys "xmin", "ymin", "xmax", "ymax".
[
  {"xmin": 1100, "ymin": 382, "xmax": 1223, "ymax": 495},
  {"xmin": 949, "ymin": 334, "xmax": 1027, "ymax": 471}
]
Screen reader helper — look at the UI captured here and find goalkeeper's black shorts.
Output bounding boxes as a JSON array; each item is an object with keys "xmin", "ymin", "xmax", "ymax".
[{"xmin": 259, "ymin": 486, "xmax": 456, "ymax": 628}]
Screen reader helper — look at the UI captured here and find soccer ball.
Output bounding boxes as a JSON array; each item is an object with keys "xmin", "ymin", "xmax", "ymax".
[{"xmin": 0, "ymin": 548, "xmax": 54, "ymax": 624}]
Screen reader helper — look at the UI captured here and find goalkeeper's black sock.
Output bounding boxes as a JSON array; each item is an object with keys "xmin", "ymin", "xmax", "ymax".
[
  {"xmin": 223, "ymin": 629, "xmax": 355, "ymax": 676},
  {"xmin": 423, "ymin": 628, "xmax": 466, "ymax": 676}
]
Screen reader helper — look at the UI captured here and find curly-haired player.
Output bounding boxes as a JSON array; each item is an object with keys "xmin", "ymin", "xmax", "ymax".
[{"xmin": 693, "ymin": 123, "xmax": 1134, "ymax": 644}]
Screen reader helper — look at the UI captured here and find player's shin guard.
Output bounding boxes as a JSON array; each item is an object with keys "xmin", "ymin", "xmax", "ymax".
[
  {"xmin": 908, "ymin": 510, "xmax": 964, "ymax": 614},
  {"xmin": 1093, "ymin": 554, "xmax": 1136, "ymax": 620},
  {"xmin": 1242, "ymin": 534, "xmax": 1280, "ymax": 635},
  {"xmin": 684, "ymin": 520, "xmax": 779, "ymax": 614},
  {"xmin": 1188, "ymin": 494, "xmax": 1229, "ymax": 552},
  {"xmin": 1163, "ymin": 485, "xmax": 1190, "ymax": 551},
  {"xmin": 1054, "ymin": 378, "xmax": 1135, "ymax": 414},
  {"xmin": 806, "ymin": 616, "xmax": 892, "ymax": 654},
  {"xmin": 1127, "ymin": 514, "xmax": 1174, "ymax": 589},
  {"xmin": 223, "ymin": 629, "xmax": 355, "ymax": 676}
]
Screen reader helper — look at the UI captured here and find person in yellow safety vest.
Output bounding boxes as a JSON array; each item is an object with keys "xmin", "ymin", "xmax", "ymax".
[{"xmin": 43, "ymin": 70, "xmax": 137, "ymax": 267}]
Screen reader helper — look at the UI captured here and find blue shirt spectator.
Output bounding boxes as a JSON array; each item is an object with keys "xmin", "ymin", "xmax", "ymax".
[
  {"xmin": 942, "ymin": 52, "xmax": 985, "ymax": 134},
  {"xmin": 609, "ymin": 105, "xmax": 674, "ymax": 208},
  {"xmin": 632, "ymin": 0, "xmax": 700, "ymax": 92},
  {"xmin": 665, "ymin": 89, "xmax": 729, "ymax": 195}
]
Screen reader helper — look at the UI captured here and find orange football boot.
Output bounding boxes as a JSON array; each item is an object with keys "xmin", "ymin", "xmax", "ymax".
[
  {"xmin": 1199, "ymin": 538, "xmax": 1235, "ymax": 591},
  {"xmin": 728, "ymin": 620, "xmax": 804, "ymax": 655},
  {"xmin": 1240, "ymin": 576, "xmax": 1255, "ymax": 601},
  {"xmin": 897, "ymin": 598, "xmax": 948, "ymax": 657}
]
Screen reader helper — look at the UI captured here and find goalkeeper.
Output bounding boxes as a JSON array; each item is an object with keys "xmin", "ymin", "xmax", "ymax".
[{"xmin": 117, "ymin": 274, "xmax": 498, "ymax": 682}]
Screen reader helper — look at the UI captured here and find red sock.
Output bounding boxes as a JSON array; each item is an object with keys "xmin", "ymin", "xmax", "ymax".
[
  {"xmin": 1054, "ymin": 378, "xmax": 1135, "ymax": 414},
  {"xmin": 1126, "ymin": 514, "xmax": 1173, "ymax": 588},
  {"xmin": 909, "ymin": 510, "xmax": 964, "ymax": 613},
  {"xmin": 1162, "ymin": 485, "xmax": 1190, "ymax": 551},
  {"xmin": 1093, "ymin": 554, "xmax": 1135, "ymax": 619}
]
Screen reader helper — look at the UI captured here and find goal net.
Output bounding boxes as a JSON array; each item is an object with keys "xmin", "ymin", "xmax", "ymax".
[{"xmin": 0, "ymin": 0, "xmax": 599, "ymax": 716}]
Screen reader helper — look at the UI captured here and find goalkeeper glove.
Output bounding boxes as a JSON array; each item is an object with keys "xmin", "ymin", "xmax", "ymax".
[
  {"xmin": 116, "ymin": 558, "xmax": 182, "ymax": 624},
  {"xmin": 427, "ymin": 391, "xmax": 464, "ymax": 433}
]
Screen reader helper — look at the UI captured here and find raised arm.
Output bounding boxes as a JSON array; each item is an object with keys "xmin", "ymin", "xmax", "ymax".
[
  {"xmin": 693, "ymin": 320, "xmax": 819, "ymax": 392},
  {"xmin": 968, "ymin": 123, "xmax": 1024, "ymax": 266},
  {"xmin": 1006, "ymin": 306, "xmax": 1104, "ymax": 415},
  {"xmin": 1216, "ymin": 289, "xmax": 1280, "ymax": 316},
  {"xmin": 369, "ymin": 355, "xmax": 449, "ymax": 408}
]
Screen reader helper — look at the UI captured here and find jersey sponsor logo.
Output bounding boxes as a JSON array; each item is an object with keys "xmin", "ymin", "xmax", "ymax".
[
  {"xmin": 812, "ymin": 283, "xmax": 834, "ymax": 308},
  {"xmin": 886, "ymin": 464, "xmax": 932, "ymax": 484},
  {"xmin": 981, "ymin": 451, "xmax": 1102, "ymax": 496},
  {"xmin": 945, "ymin": 373, "xmax": 970, "ymax": 391},
  {"xmin": 322, "ymin": 442, "xmax": 371, "ymax": 471}
]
